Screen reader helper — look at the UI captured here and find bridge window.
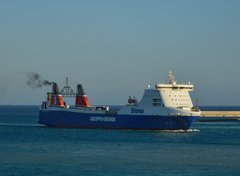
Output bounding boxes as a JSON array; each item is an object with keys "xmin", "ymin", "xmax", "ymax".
[{"xmin": 153, "ymin": 102, "xmax": 161, "ymax": 106}]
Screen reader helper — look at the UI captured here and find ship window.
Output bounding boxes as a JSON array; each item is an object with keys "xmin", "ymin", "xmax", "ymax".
[
  {"xmin": 153, "ymin": 102, "xmax": 161, "ymax": 106},
  {"xmin": 153, "ymin": 98, "xmax": 161, "ymax": 102}
]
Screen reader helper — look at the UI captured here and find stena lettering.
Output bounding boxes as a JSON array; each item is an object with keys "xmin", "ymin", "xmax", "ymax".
[{"xmin": 131, "ymin": 108, "xmax": 144, "ymax": 114}]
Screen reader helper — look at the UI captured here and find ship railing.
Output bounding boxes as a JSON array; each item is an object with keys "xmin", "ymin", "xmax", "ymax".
[{"xmin": 72, "ymin": 105, "xmax": 110, "ymax": 112}]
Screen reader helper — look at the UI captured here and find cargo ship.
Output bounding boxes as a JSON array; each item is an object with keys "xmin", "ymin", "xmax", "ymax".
[{"xmin": 39, "ymin": 72, "xmax": 201, "ymax": 130}]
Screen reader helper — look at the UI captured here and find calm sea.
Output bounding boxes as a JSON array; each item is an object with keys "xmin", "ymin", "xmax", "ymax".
[{"xmin": 0, "ymin": 105, "xmax": 240, "ymax": 176}]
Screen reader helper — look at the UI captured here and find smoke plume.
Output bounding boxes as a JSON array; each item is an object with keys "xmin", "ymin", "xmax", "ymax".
[{"xmin": 26, "ymin": 72, "xmax": 52, "ymax": 88}]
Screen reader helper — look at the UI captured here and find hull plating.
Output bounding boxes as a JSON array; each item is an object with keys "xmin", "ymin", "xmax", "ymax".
[{"xmin": 39, "ymin": 109, "xmax": 198, "ymax": 130}]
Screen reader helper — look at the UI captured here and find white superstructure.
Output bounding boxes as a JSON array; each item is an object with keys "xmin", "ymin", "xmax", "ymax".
[
  {"xmin": 119, "ymin": 71, "xmax": 200, "ymax": 116},
  {"xmin": 156, "ymin": 71, "xmax": 194, "ymax": 109}
]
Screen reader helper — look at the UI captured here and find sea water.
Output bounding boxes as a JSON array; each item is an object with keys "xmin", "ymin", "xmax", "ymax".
[{"xmin": 0, "ymin": 106, "xmax": 239, "ymax": 176}]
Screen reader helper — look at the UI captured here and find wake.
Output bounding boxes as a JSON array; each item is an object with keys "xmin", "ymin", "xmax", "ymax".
[{"xmin": 161, "ymin": 128, "xmax": 200, "ymax": 133}]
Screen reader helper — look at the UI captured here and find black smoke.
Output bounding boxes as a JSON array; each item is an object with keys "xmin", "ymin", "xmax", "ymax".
[{"xmin": 26, "ymin": 72, "xmax": 52, "ymax": 88}]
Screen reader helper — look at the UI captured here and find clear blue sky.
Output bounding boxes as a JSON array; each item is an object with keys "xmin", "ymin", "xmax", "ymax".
[{"xmin": 0, "ymin": 0, "xmax": 240, "ymax": 105}]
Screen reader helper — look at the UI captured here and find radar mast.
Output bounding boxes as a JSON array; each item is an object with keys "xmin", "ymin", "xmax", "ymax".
[
  {"xmin": 168, "ymin": 71, "xmax": 176, "ymax": 84},
  {"xmin": 60, "ymin": 77, "xmax": 76, "ymax": 97}
]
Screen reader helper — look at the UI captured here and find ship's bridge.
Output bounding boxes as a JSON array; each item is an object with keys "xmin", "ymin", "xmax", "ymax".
[
  {"xmin": 156, "ymin": 82, "xmax": 194, "ymax": 108},
  {"xmin": 153, "ymin": 71, "xmax": 194, "ymax": 109},
  {"xmin": 156, "ymin": 83, "xmax": 193, "ymax": 91},
  {"xmin": 138, "ymin": 72, "xmax": 195, "ymax": 109}
]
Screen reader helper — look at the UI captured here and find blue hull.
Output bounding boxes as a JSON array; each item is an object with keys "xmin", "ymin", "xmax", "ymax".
[{"xmin": 39, "ymin": 110, "xmax": 198, "ymax": 130}]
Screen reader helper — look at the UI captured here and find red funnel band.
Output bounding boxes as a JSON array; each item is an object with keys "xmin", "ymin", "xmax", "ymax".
[
  {"xmin": 51, "ymin": 95, "xmax": 65, "ymax": 107},
  {"xmin": 75, "ymin": 95, "xmax": 90, "ymax": 107}
]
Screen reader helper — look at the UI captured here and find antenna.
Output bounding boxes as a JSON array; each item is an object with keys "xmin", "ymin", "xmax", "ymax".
[
  {"xmin": 168, "ymin": 71, "xmax": 176, "ymax": 84},
  {"xmin": 196, "ymin": 98, "xmax": 199, "ymax": 107},
  {"xmin": 66, "ymin": 77, "xmax": 69, "ymax": 87}
]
